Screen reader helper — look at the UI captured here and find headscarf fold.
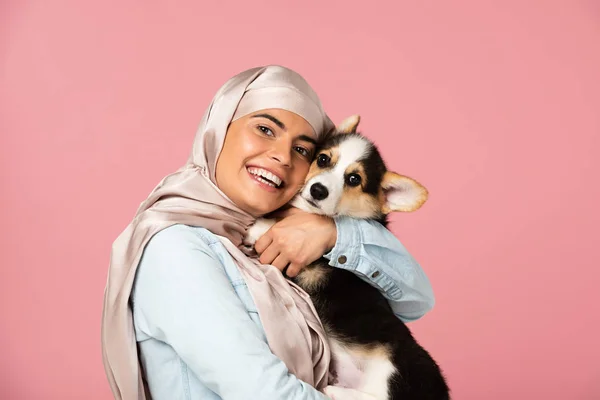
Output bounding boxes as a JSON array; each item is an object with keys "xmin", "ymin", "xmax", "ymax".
[{"xmin": 101, "ymin": 65, "xmax": 336, "ymax": 399}]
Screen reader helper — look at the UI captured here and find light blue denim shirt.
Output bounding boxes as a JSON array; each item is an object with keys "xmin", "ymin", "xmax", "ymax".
[{"xmin": 131, "ymin": 216, "xmax": 435, "ymax": 400}]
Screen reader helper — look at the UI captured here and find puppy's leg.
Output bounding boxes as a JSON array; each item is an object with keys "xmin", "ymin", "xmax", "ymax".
[
  {"xmin": 323, "ymin": 386, "xmax": 378, "ymax": 400},
  {"xmin": 243, "ymin": 218, "xmax": 276, "ymax": 246}
]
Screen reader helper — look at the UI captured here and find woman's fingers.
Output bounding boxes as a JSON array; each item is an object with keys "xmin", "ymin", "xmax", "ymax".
[
  {"xmin": 255, "ymin": 229, "xmax": 290, "ymax": 271},
  {"xmin": 255, "ymin": 237, "xmax": 306, "ymax": 276},
  {"xmin": 254, "ymin": 230, "xmax": 273, "ymax": 255},
  {"xmin": 270, "ymin": 254, "xmax": 290, "ymax": 272},
  {"xmin": 285, "ymin": 263, "xmax": 303, "ymax": 278},
  {"xmin": 258, "ymin": 241, "xmax": 279, "ymax": 265}
]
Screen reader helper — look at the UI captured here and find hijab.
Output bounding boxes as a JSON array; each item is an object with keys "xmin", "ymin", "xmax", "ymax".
[{"xmin": 101, "ymin": 65, "xmax": 336, "ymax": 399}]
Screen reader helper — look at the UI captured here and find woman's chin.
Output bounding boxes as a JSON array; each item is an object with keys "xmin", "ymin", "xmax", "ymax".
[
  {"xmin": 242, "ymin": 195, "xmax": 284, "ymax": 217},
  {"xmin": 236, "ymin": 176, "xmax": 292, "ymax": 215}
]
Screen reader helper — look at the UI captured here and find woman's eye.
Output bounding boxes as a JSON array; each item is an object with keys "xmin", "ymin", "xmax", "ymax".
[
  {"xmin": 294, "ymin": 146, "xmax": 310, "ymax": 157},
  {"xmin": 317, "ymin": 154, "xmax": 330, "ymax": 168},
  {"xmin": 346, "ymin": 173, "xmax": 362, "ymax": 187},
  {"xmin": 257, "ymin": 125, "xmax": 274, "ymax": 136}
]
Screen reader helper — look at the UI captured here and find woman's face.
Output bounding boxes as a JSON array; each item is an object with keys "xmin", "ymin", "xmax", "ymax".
[{"xmin": 215, "ymin": 108, "xmax": 317, "ymax": 217}]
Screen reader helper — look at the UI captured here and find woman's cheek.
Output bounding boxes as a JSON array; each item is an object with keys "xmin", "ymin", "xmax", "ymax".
[{"xmin": 241, "ymin": 131, "xmax": 266, "ymax": 155}]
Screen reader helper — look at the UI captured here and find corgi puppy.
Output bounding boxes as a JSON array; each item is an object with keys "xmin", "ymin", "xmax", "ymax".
[{"xmin": 245, "ymin": 115, "xmax": 450, "ymax": 400}]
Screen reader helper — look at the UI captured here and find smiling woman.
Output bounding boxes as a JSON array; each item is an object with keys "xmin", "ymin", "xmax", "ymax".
[
  {"xmin": 216, "ymin": 109, "xmax": 318, "ymax": 216},
  {"xmin": 101, "ymin": 65, "xmax": 435, "ymax": 400}
]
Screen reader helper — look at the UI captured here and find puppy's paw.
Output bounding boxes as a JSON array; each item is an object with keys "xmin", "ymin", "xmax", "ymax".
[{"xmin": 243, "ymin": 218, "xmax": 276, "ymax": 247}]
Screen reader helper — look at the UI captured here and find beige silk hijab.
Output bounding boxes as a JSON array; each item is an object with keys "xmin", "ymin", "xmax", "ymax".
[{"xmin": 101, "ymin": 65, "xmax": 337, "ymax": 399}]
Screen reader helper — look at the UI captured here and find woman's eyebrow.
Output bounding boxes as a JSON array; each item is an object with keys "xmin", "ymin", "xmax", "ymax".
[
  {"xmin": 251, "ymin": 113, "xmax": 286, "ymax": 130},
  {"xmin": 298, "ymin": 135, "xmax": 317, "ymax": 145},
  {"xmin": 251, "ymin": 113, "xmax": 317, "ymax": 144}
]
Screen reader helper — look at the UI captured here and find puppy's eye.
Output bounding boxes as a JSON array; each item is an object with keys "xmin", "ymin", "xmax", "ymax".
[
  {"xmin": 317, "ymin": 154, "xmax": 330, "ymax": 168},
  {"xmin": 346, "ymin": 174, "xmax": 362, "ymax": 187}
]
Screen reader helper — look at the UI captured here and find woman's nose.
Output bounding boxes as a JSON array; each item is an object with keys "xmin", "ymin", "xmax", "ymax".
[{"xmin": 269, "ymin": 141, "xmax": 292, "ymax": 166}]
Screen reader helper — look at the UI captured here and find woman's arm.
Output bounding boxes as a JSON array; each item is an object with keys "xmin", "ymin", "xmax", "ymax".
[
  {"xmin": 132, "ymin": 224, "xmax": 329, "ymax": 400},
  {"xmin": 325, "ymin": 216, "xmax": 435, "ymax": 322},
  {"xmin": 254, "ymin": 211, "xmax": 435, "ymax": 323}
]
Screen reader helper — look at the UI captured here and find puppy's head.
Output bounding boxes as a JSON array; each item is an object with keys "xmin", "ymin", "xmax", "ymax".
[{"xmin": 291, "ymin": 115, "xmax": 428, "ymax": 222}]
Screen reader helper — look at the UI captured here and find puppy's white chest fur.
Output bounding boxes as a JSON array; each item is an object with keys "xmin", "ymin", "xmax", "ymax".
[{"xmin": 327, "ymin": 338, "xmax": 396, "ymax": 400}]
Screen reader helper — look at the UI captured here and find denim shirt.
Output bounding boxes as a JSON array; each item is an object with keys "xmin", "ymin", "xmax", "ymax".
[{"xmin": 131, "ymin": 216, "xmax": 435, "ymax": 400}]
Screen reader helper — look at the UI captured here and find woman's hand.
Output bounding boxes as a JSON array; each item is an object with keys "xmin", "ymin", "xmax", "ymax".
[{"xmin": 254, "ymin": 207, "xmax": 337, "ymax": 278}]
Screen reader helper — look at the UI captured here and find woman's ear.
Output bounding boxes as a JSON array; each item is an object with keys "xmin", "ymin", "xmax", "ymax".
[
  {"xmin": 336, "ymin": 115, "xmax": 360, "ymax": 134},
  {"xmin": 380, "ymin": 172, "xmax": 429, "ymax": 214}
]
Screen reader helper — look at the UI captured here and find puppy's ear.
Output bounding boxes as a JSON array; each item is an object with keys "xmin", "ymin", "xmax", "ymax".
[
  {"xmin": 336, "ymin": 115, "xmax": 360, "ymax": 134},
  {"xmin": 381, "ymin": 172, "xmax": 428, "ymax": 213}
]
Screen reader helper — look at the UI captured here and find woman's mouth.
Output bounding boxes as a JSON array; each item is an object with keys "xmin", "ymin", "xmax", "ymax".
[{"xmin": 246, "ymin": 167, "xmax": 284, "ymax": 191}]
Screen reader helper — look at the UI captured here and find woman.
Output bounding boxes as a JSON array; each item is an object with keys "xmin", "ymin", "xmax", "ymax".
[{"xmin": 101, "ymin": 65, "xmax": 435, "ymax": 399}]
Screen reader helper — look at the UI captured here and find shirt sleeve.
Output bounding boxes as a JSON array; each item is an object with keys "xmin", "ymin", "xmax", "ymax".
[
  {"xmin": 131, "ymin": 225, "xmax": 329, "ymax": 400},
  {"xmin": 323, "ymin": 216, "xmax": 436, "ymax": 322}
]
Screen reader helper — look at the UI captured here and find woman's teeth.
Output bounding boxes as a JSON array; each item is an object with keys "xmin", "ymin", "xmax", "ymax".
[
  {"xmin": 256, "ymin": 176, "xmax": 277, "ymax": 187},
  {"xmin": 247, "ymin": 167, "xmax": 283, "ymax": 188}
]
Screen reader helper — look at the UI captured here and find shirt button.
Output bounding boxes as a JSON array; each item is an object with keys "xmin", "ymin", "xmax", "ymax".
[
  {"xmin": 337, "ymin": 255, "xmax": 347, "ymax": 264},
  {"xmin": 371, "ymin": 271, "xmax": 380, "ymax": 278}
]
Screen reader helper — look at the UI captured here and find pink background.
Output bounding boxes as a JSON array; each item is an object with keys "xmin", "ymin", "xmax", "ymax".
[{"xmin": 2, "ymin": 1, "xmax": 599, "ymax": 399}]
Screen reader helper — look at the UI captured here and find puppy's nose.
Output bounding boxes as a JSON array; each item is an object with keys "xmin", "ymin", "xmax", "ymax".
[{"xmin": 310, "ymin": 183, "xmax": 329, "ymax": 201}]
